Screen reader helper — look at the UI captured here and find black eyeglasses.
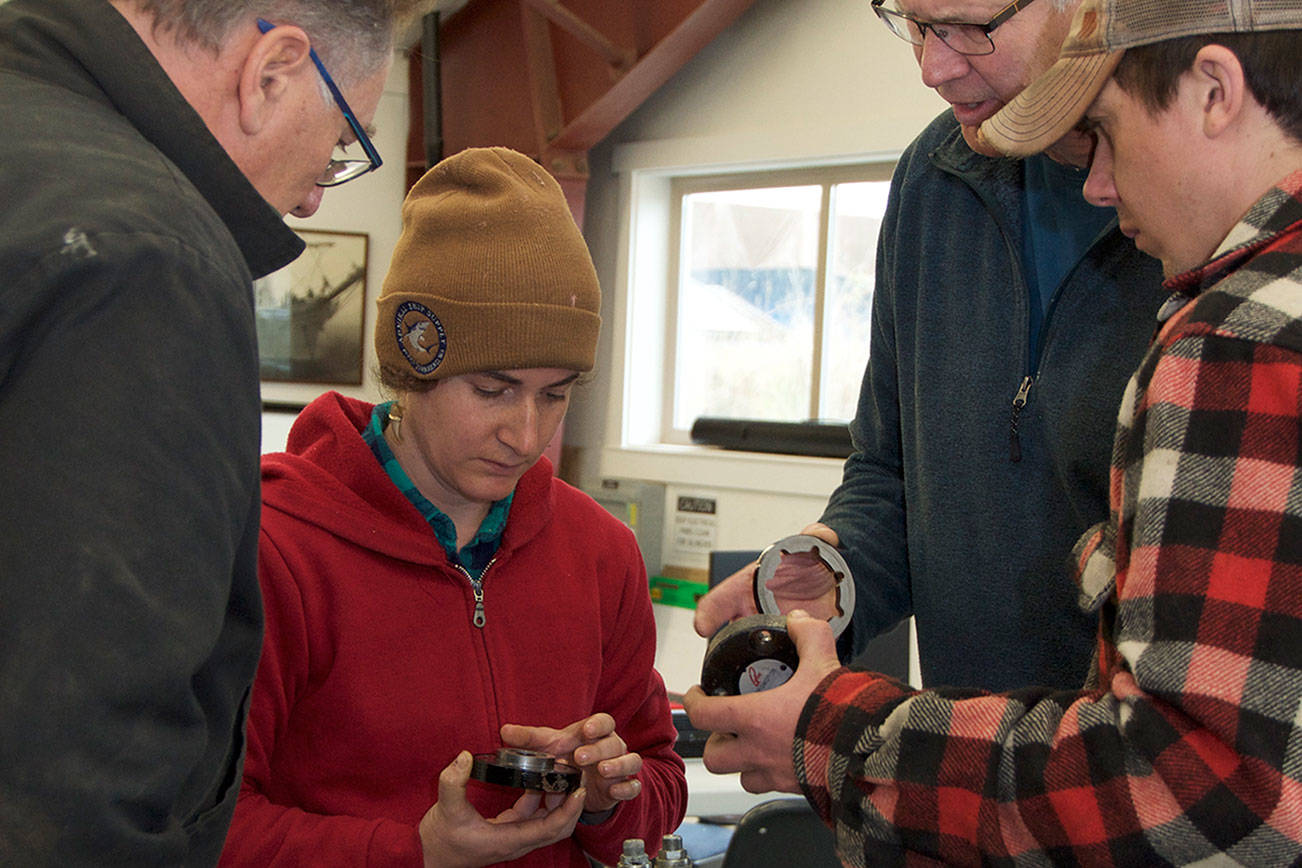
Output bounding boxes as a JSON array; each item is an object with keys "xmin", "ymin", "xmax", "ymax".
[
  {"xmin": 870, "ymin": 0, "xmax": 1040, "ymax": 56},
  {"xmin": 256, "ymin": 19, "xmax": 382, "ymax": 186}
]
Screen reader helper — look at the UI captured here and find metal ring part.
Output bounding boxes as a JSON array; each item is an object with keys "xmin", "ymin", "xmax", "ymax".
[
  {"xmin": 493, "ymin": 747, "xmax": 554, "ymax": 773},
  {"xmin": 753, "ymin": 534, "xmax": 855, "ymax": 640},
  {"xmin": 470, "ymin": 750, "xmax": 582, "ymax": 793}
]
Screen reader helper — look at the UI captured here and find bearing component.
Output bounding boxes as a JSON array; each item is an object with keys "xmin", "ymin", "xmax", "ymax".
[
  {"xmin": 700, "ymin": 613, "xmax": 798, "ymax": 696},
  {"xmin": 469, "ymin": 747, "xmax": 581, "ymax": 793},
  {"xmin": 699, "ymin": 535, "xmax": 856, "ymax": 697},
  {"xmin": 753, "ymin": 534, "xmax": 855, "ymax": 640}
]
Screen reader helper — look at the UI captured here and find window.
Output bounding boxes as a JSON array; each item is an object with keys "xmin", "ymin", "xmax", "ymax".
[{"xmin": 661, "ymin": 163, "xmax": 895, "ymax": 445}]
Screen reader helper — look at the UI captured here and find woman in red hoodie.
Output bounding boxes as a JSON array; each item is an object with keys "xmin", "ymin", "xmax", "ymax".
[{"xmin": 221, "ymin": 147, "xmax": 686, "ymax": 867}]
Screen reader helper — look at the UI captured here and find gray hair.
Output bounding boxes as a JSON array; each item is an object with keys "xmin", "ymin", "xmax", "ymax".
[{"xmin": 123, "ymin": 0, "xmax": 432, "ymax": 83}]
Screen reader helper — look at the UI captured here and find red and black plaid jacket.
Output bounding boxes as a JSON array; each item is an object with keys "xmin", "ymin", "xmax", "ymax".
[{"xmin": 796, "ymin": 171, "xmax": 1302, "ymax": 866}]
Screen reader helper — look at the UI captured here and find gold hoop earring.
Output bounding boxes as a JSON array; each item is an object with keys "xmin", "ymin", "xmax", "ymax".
[{"xmin": 387, "ymin": 402, "xmax": 404, "ymax": 441}]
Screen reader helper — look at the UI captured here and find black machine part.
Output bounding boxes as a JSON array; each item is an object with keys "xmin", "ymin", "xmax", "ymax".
[
  {"xmin": 699, "ymin": 613, "xmax": 799, "ymax": 696},
  {"xmin": 469, "ymin": 747, "xmax": 582, "ymax": 793}
]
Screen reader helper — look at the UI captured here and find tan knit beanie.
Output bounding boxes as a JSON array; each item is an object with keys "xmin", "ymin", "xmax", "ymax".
[{"xmin": 375, "ymin": 147, "xmax": 601, "ymax": 382}]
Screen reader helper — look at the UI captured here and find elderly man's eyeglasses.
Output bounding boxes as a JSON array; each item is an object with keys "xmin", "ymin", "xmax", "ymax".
[
  {"xmin": 870, "ymin": 0, "xmax": 1040, "ymax": 56},
  {"xmin": 256, "ymin": 19, "xmax": 382, "ymax": 187}
]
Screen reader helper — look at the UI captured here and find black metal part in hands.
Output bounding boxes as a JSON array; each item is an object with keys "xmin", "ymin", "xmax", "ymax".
[
  {"xmin": 700, "ymin": 613, "xmax": 798, "ymax": 696},
  {"xmin": 469, "ymin": 748, "xmax": 582, "ymax": 793}
]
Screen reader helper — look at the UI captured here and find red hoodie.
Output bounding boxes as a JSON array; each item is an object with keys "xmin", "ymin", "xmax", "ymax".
[{"xmin": 220, "ymin": 392, "xmax": 686, "ymax": 866}]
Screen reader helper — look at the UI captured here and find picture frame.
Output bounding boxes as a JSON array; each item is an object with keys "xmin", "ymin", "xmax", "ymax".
[{"xmin": 254, "ymin": 229, "xmax": 369, "ymax": 400}]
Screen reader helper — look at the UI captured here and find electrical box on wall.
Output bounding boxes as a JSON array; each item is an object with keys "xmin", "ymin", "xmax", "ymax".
[{"xmin": 584, "ymin": 478, "xmax": 666, "ymax": 578}]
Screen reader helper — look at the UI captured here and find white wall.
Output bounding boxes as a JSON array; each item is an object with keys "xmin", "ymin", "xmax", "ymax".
[{"xmin": 600, "ymin": 0, "xmax": 948, "ymax": 162}]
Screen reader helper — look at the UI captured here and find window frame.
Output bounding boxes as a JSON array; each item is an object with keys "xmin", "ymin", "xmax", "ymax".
[{"xmin": 660, "ymin": 161, "xmax": 898, "ymax": 447}]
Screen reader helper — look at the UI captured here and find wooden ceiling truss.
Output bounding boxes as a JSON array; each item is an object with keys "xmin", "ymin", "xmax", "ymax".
[{"xmin": 406, "ymin": 0, "xmax": 758, "ymax": 222}]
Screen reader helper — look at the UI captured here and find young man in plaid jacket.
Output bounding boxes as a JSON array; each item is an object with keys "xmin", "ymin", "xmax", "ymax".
[{"xmin": 684, "ymin": 0, "xmax": 1302, "ymax": 863}]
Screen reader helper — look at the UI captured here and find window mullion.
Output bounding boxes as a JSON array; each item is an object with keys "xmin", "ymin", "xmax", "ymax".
[
  {"xmin": 662, "ymin": 187, "xmax": 687, "ymax": 443},
  {"xmin": 809, "ymin": 183, "xmax": 833, "ymax": 420}
]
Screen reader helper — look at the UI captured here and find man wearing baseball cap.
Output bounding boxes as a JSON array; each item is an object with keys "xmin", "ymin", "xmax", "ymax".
[{"xmin": 683, "ymin": 0, "xmax": 1302, "ymax": 863}]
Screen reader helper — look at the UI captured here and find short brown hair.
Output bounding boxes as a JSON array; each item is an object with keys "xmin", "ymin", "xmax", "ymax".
[
  {"xmin": 1113, "ymin": 31, "xmax": 1302, "ymax": 143},
  {"xmin": 376, "ymin": 363, "xmax": 438, "ymax": 397}
]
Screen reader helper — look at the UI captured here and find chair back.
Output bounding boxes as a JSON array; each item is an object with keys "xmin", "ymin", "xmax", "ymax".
[{"xmin": 721, "ymin": 798, "xmax": 839, "ymax": 867}]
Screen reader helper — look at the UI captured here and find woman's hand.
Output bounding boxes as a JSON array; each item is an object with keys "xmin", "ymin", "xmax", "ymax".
[
  {"xmin": 501, "ymin": 713, "xmax": 643, "ymax": 815},
  {"xmin": 418, "ymin": 751, "xmax": 585, "ymax": 868}
]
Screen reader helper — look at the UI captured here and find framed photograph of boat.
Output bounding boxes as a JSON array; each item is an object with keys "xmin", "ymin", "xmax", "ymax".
[{"xmin": 254, "ymin": 229, "xmax": 368, "ymax": 389}]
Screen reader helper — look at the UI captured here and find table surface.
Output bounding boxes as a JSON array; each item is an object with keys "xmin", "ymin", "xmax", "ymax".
[{"xmin": 683, "ymin": 757, "xmax": 775, "ymax": 820}]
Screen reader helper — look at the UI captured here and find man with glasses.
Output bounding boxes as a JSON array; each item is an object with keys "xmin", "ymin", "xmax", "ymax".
[
  {"xmin": 695, "ymin": 0, "xmax": 1162, "ymax": 694},
  {"xmin": 0, "ymin": 0, "xmax": 426, "ymax": 863}
]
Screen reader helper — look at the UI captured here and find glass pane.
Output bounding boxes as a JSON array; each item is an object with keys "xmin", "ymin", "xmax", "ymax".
[
  {"xmin": 819, "ymin": 180, "xmax": 891, "ymax": 421},
  {"xmin": 674, "ymin": 186, "xmax": 821, "ymax": 429}
]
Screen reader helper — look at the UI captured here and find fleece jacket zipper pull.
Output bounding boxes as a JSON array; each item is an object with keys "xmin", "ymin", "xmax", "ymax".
[
  {"xmin": 455, "ymin": 563, "xmax": 490, "ymax": 628},
  {"xmin": 1010, "ymin": 375, "xmax": 1034, "ymax": 463},
  {"xmin": 471, "ymin": 580, "xmax": 486, "ymax": 628}
]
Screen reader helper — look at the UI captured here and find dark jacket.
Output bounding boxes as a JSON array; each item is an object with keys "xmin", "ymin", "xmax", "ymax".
[
  {"xmin": 0, "ymin": 0, "xmax": 301, "ymax": 863},
  {"xmin": 822, "ymin": 111, "xmax": 1165, "ymax": 690}
]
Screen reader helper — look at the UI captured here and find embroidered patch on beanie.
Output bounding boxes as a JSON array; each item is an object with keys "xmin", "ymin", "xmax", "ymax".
[{"xmin": 393, "ymin": 301, "xmax": 447, "ymax": 376}]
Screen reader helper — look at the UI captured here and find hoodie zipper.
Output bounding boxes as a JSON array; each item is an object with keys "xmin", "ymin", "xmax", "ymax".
[{"xmin": 455, "ymin": 558, "xmax": 495, "ymax": 628}]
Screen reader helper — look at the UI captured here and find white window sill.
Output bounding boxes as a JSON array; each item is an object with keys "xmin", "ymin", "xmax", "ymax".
[{"xmin": 599, "ymin": 443, "xmax": 845, "ymax": 498}]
